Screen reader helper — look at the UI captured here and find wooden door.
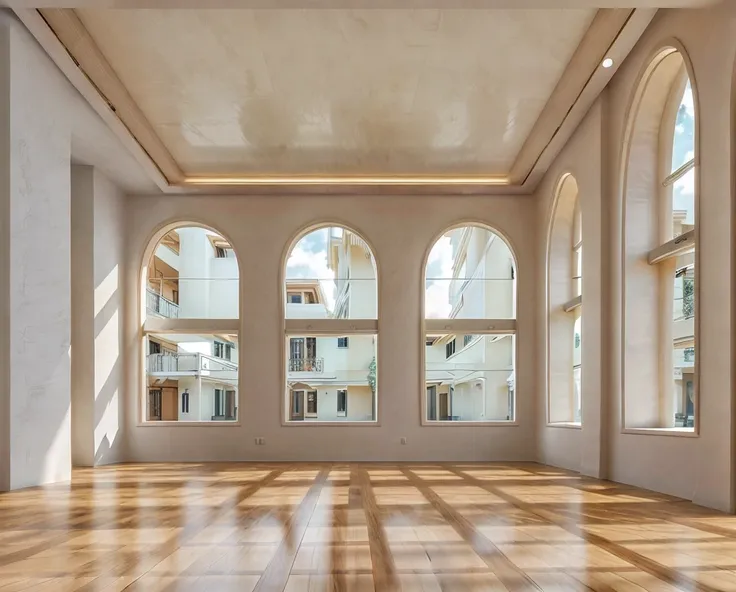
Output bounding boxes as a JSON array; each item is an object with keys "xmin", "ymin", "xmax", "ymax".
[
  {"xmin": 439, "ymin": 392, "xmax": 449, "ymax": 420},
  {"xmin": 291, "ymin": 390, "xmax": 304, "ymax": 420}
]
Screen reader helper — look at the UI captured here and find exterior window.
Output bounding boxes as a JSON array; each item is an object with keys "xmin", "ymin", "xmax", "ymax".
[
  {"xmin": 623, "ymin": 50, "xmax": 697, "ymax": 430},
  {"xmin": 337, "ymin": 389, "xmax": 348, "ymax": 416},
  {"xmin": 425, "ymin": 225, "xmax": 516, "ymax": 423},
  {"xmin": 213, "ymin": 389, "xmax": 236, "ymax": 419},
  {"xmin": 284, "ymin": 226, "xmax": 378, "ymax": 423},
  {"xmin": 142, "ymin": 224, "xmax": 239, "ymax": 423}
]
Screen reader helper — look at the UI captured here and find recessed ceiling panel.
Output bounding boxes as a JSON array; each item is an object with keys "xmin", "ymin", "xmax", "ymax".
[{"xmin": 76, "ymin": 9, "xmax": 595, "ymax": 177}]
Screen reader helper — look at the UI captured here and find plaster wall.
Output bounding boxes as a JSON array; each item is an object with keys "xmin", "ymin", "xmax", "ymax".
[{"xmin": 0, "ymin": 16, "xmax": 72, "ymax": 489}]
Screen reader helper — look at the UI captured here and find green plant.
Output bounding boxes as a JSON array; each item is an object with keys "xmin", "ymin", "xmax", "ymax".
[
  {"xmin": 367, "ymin": 356, "xmax": 377, "ymax": 394},
  {"xmin": 683, "ymin": 278, "xmax": 694, "ymax": 319}
]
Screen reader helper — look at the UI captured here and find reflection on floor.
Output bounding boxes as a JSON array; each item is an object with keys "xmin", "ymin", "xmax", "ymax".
[{"xmin": 1, "ymin": 463, "xmax": 736, "ymax": 591}]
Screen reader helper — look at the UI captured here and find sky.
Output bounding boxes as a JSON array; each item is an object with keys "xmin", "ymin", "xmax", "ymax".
[
  {"xmin": 285, "ymin": 227, "xmax": 337, "ymax": 310},
  {"xmin": 672, "ymin": 80, "xmax": 695, "ymax": 223},
  {"xmin": 425, "ymin": 234, "xmax": 454, "ymax": 318},
  {"xmin": 285, "ymin": 226, "xmax": 457, "ymax": 318}
]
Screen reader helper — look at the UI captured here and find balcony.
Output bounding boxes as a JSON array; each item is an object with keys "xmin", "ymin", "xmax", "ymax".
[
  {"xmin": 289, "ymin": 357, "xmax": 324, "ymax": 373},
  {"xmin": 146, "ymin": 287, "xmax": 179, "ymax": 319},
  {"xmin": 147, "ymin": 353, "xmax": 237, "ymax": 382}
]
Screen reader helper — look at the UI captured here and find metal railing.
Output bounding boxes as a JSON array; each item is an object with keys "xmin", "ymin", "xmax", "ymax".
[
  {"xmin": 147, "ymin": 353, "xmax": 198, "ymax": 373},
  {"xmin": 147, "ymin": 352, "xmax": 238, "ymax": 374},
  {"xmin": 146, "ymin": 287, "xmax": 180, "ymax": 319},
  {"xmin": 289, "ymin": 357, "xmax": 324, "ymax": 373}
]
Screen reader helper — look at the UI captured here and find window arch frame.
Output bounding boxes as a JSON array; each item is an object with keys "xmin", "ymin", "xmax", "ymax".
[
  {"xmin": 138, "ymin": 218, "xmax": 242, "ymax": 426},
  {"xmin": 279, "ymin": 220, "xmax": 380, "ymax": 426},
  {"xmin": 546, "ymin": 172, "xmax": 583, "ymax": 427},
  {"xmin": 619, "ymin": 41, "xmax": 701, "ymax": 435},
  {"xmin": 420, "ymin": 220, "xmax": 519, "ymax": 426}
]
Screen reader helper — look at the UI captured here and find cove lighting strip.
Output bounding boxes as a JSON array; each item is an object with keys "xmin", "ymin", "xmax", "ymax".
[{"xmin": 181, "ymin": 176, "xmax": 510, "ymax": 186}]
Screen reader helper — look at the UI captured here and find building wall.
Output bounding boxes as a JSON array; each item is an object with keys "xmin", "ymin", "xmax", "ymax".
[
  {"xmin": 300, "ymin": 386, "xmax": 373, "ymax": 422},
  {"xmin": 535, "ymin": 6, "xmax": 736, "ymax": 511},
  {"xmin": 124, "ymin": 193, "xmax": 536, "ymax": 462}
]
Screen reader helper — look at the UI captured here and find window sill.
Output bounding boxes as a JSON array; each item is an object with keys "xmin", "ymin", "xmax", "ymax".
[
  {"xmin": 547, "ymin": 422, "xmax": 582, "ymax": 429},
  {"xmin": 622, "ymin": 427, "xmax": 698, "ymax": 438},
  {"xmin": 282, "ymin": 420, "xmax": 380, "ymax": 427},
  {"xmin": 421, "ymin": 420, "xmax": 519, "ymax": 427},
  {"xmin": 138, "ymin": 421, "xmax": 241, "ymax": 427}
]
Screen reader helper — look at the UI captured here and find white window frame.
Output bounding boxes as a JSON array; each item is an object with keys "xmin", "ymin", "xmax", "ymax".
[
  {"xmin": 622, "ymin": 61, "xmax": 699, "ymax": 436},
  {"xmin": 281, "ymin": 224, "xmax": 379, "ymax": 426},
  {"xmin": 139, "ymin": 224, "xmax": 241, "ymax": 428},
  {"xmin": 421, "ymin": 224, "xmax": 518, "ymax": 427}
]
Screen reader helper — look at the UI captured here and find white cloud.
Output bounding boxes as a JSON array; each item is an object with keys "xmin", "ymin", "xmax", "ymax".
[
  {"xmin": 425, "ymin": 235, "xmax": 453, "ymax": 318},
  {"xmin": 286, "ymin": 230, "xmax": 336, "ymax": 310}
]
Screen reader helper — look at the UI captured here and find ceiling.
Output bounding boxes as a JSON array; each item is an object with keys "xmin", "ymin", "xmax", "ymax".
[
  {"xmin": 77, "ymin": 8, "xmax": 595, "ymax": 178},
  {"xmin": 17, "ymin": 6, "xmax": 661, "ymax": 193}
]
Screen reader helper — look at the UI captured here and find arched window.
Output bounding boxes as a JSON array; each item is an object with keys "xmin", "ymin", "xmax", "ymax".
[
  {"xmin": 623, "ymin": 48, "xmax": 697, "ymax": 431},
  {"xmin": 424, "ymin": 224, "xmax": 516, "ymax": 423},
  {"xmin": 141, "ymin": 225, "xmax": 239, "ymax": 423},
  {"xmin": 284, "ymin": 225, "xmax": 377, "ymax": 423},
  {"xmin": 547, "ymin": 175, "xmax": 583, "ymax": 424}
]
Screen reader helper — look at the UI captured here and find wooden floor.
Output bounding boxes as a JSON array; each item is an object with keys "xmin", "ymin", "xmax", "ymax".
[{"xmin": 1, "ymin": 464, "xmax": 736, "ymax": 592}]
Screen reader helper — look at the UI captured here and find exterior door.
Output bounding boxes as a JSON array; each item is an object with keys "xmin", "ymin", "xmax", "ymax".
[
  {"xmin": 148, "ymin": 389, "xmax": 162, "ymax": 421},
  {"xmin": 306, "ymin": 390, "xmax": 318, "ymax": 417},
  {"xmin": 225, "ymin": 390, "xmax": 236, "ymax": 419},
  {"xmin": 291, "ymin": 390, "xmax": 305, "ymax": 420},
  {"xmin": 427, "ymin": 386, "xmax": 437, "ymax": 420},
  {"xmin": 290, "ymin": 338, "xmax": 304, "ymax": 371},
  {"xmin": 439, "ymin": 391, "xmax": 449, "ymax": 420}
]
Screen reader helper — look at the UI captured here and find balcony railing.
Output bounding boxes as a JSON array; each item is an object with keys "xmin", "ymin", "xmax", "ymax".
[
  {"xmin": 146, "ymin": 287, "xmax": 180, "ymax": 319},
  {"xmin": 147, "ymin": 353, "xmax": 238, "ymax": 375},
  {"xmin": 147, "ymin": 353, "xmax": 198, "ymax": 373},
  {"xmin": 289, "ymin": 357, "xmax": 324, "ymax": 373}
]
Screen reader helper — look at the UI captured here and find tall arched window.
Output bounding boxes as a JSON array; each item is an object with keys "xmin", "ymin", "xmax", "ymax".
[
  {"xmin": 547, "ymin": 174, "xmax": 582, "ymax": 424},
  {"xmin": 142, "ymin": 225, "xmax": 240, "ymax": 423},
  {"xmin": 623, "ymin": 48, "xmax": 697, "ymax": 431},
  {"xmin": 424, "ymin": 224, "xmax": 516, "ymax": 423},
  {"xmin": 284, "ymin": 226, "xmax": 377, "ymax": 423}
]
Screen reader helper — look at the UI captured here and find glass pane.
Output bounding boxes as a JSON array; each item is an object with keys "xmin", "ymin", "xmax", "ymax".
[
  {"xmin": 671, "ymin": 79, "xmax": 694, "ymax": 174},
  {"xmin": 672, "ymin": 167, "xmax": 695, "ymax": 236},
  {"xmin": 672, "ymin": 251, "xmax": 695, "ymax": 429},
  {"xmin": 145, "ymin": 333, "xmax": 238, "ymax": 422},
  {"xmin": 285, "ymin": 333, "xmax": 377, "ymax": 422},
  {"xmin": 573, "ymin": 315, "xmax": 582, "ymax": 423},
  {"xmin": 425, "ymin": 226, "xmax": 515, "ymax": 320},
  {"xmin": 425, "ymin": 334, "xmax": 515, "ymax": 422},
  {"xmin": 146, "ymin": 227, "xmax": 238, "ymax": 319},
  {"xmin": 285, "ymin": 227, "xmax": 376, "ymax": 319}
]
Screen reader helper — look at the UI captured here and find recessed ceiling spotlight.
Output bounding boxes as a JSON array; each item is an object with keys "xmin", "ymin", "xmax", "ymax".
[{"xmin": 602, "ymin": 57, "xmax": 614, "ymax": 69}]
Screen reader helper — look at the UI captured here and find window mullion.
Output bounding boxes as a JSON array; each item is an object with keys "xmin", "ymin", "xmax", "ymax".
[{"xmin": 662, "ymin": 157, "xmax": 695, "ymax": 187}]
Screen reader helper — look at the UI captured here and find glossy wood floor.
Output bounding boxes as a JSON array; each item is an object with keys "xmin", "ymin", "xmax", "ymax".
[{"xmin": 1, "ymin": 463, "xmax": 736, "ymax": 592}]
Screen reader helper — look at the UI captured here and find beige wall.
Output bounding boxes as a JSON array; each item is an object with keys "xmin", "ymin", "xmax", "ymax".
[
  {"xmin": 535, "ymin": 6, "xmax": 736, "ymax": 512},
  {"xmin": 71, "ymin": 165, "xmax": 126, "ymax": 466},
  {"xmin": 123, "ymin": 194, "xmax": 537, "ymax": 462},
  {"xmin": 535, "ymin": 99, "xmax": 604, "ymax": 477}
]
